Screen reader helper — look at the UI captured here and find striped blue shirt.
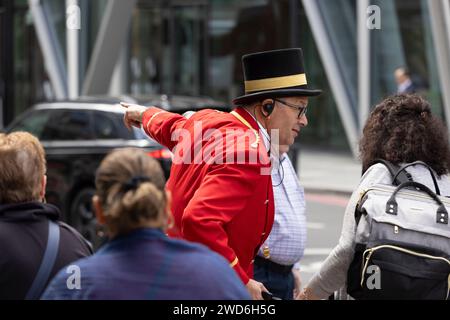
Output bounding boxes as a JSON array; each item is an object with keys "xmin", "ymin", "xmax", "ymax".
[
  {"xmin": 242, "ymin": 109, "xmax": 307, "ymax": 267},
  {"xmin": 259, "ymin": 154, "xmax": 307, "ymax": 266}
]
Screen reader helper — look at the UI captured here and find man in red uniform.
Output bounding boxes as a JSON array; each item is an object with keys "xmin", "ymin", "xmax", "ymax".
[{"xmin": 121, "ymin": 48, "xmax": 321, "ymax": 299}]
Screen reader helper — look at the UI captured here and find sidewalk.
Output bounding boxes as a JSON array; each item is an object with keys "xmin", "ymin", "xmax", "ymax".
[{"xmin": 296, "ymin": 148, "xmax": 362, "ymax": 195}]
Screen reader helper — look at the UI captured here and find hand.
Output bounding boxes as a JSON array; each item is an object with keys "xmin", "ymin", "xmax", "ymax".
[
  {"xmin": 296, "ymin": 291, "xmax": 307, "ymax": 300},
  {"xmin": 245, "ymin": 279, "xmax": 269, "ymax": 300},
  {"xmin": 296, "ymin": 287, "xmax": 320, "ymax": 300},
  {"xmin": 120, "ymin": 102, "xmax": 149, "ymax": 130},
  {"xmin": 292, "ymin": 268, "xmax": 302, "ymax": 299}
]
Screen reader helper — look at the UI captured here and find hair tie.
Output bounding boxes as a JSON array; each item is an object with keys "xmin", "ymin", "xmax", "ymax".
[{"xmin": 122, "ymin": 175, "xmax": 151, "ymax": 192}]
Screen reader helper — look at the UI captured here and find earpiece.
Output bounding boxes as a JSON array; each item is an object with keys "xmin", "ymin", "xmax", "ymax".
[{"xmin": 262, "ymin": 102, "xmax": 274, "ymax": 116}]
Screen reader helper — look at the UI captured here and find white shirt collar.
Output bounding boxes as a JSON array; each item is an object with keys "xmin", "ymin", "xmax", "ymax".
[
  {"xmin": 398, "ymin": 78, "xmax": 412, "ymax": 93},
  {"xmin": 242, "ymin": 109, "xmax": 288, "ymax": 173},
  {"xmin": 243, "ymin": 109, "xmax": 270, "ymax": 152}
]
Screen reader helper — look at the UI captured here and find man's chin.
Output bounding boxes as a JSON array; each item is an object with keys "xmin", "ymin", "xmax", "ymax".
[{"xmin": 279, "ymin": 144, "xmax": 290, "ymax": 154}]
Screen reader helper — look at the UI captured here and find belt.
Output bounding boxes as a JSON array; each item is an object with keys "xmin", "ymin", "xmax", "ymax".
[{"xmin": 254, "ymin": 256, "xmax": 293, "ymax": 274}]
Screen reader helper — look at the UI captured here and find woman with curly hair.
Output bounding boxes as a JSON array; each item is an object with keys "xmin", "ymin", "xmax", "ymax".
[{"xmin": 299, "ymin": 94, "xmax": 450, "ymax": 300}]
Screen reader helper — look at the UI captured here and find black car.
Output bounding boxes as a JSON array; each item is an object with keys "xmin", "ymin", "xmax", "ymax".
[{"xmin": 5, "ymin": 101, "xmax": 173, "ymax": 245}]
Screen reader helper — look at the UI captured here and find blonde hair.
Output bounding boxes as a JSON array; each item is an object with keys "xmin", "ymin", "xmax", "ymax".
[
  {"xmin": 95, "ymin": 148, "xmax": 166, "ymax": 235},
  {"xmin": 0, "ymin": 131, "xmax": 46, "ymax": 203}
]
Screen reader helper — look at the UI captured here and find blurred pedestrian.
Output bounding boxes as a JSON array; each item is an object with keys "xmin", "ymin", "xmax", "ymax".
[
  {"xmin": 0, "ymin": 131, "xmax": 92, "ymax": 300},
  {"xmin": 42, "ymin": 148, "xmax": 250, "ymax": 300},
  {"xmin": 299, "ymin": 94, "xmax": 450, "ymax": 299},
  {"xmin": 121, "ymin": 48, "xmax": 321, "ymax": 299},
  {"xmin": 394, "ymin": 67, "xmax": 416, "ymax": 94}
]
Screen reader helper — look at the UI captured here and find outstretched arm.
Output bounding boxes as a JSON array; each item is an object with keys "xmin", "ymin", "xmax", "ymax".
[{"xmin": 121, "ymin": 102, "xmax": 186, "ymax": 150}]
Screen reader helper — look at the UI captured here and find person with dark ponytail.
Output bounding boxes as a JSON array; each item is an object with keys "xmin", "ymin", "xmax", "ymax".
[{"xmin": 42, "ymin": 148, "xmax": 249, "ymax": 300}]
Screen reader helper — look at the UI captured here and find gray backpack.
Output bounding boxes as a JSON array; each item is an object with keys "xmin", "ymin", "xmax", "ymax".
[{"xmin": 347, "ymin": 160, "xmax": 450, "ymax": 300}]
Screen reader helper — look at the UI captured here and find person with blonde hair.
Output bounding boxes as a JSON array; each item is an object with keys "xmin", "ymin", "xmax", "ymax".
[
  {"xmin": 42, "ymin": 148, "xmax": 249, "ymax": 299},
  {"xmin": 0, "ymin": 131, "xmax": 92, "ymax": 300}
]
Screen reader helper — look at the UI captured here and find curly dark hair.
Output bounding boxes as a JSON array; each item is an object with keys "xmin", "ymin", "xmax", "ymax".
[{"xmin": 360, "ymin": 94, "xmax": 450, "ymax": 176}]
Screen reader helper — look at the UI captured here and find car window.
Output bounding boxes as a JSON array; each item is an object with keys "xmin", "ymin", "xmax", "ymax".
[
  {"xmin": 41, "ymin": 110, "xmax": 93, "ymax": 140},
  {"xmin": 132, "ymin": 126, "xmax": 160, "ymax": 145},
  {"xmin": 9, "ymin": 110, "xmax": 52, "ymax": 138},
  {"xmin": 133, "ymin": 127, "xmax": 149, "ymax": 140},
  {"xmin": 93, "ymin": 111, "xmax": 134, "ymax": 140}
]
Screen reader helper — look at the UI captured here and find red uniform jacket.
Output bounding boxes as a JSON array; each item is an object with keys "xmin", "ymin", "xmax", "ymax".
[{"xmin": 142, "ymin": 107, "xmax": 274, "ymax": 283}]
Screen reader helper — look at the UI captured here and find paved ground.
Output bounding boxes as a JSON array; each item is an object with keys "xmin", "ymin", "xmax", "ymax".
[
  {"xmin": 297, "ymin": 148, "xmax": 361, "ymax": 195},
  {"xmin": 293, "ymin": 148, "xmax": 359, "ymax": 290},
  {"xmin": 301, "ymin": 192, "xmax": 349, "ymax": 286}
]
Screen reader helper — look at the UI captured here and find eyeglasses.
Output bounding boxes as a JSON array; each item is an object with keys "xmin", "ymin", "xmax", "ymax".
[{"xmin": 274, "ymin": 98, "xmax": 308, "ymax": 119}]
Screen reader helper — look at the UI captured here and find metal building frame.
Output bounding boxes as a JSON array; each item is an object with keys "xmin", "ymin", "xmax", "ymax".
[
  {"xmin": 302, "ymin": 0, "xmax": 359, "ymax": 157},
  {"xmin": 28, "ymin": 0, "xmax": 68, "ymax": 99}
]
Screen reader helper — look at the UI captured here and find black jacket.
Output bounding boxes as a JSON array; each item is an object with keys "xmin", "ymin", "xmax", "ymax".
[{"xmin": 0, "ymin": 201, "xmax": 92, "ymax": 299}]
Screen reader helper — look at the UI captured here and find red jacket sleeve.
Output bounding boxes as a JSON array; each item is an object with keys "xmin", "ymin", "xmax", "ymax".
[
  {"xmin": 181, "ymin": 161, "xmax": 266, "ymax": 284},
  {"xmin": 141, "ymin": 107, "xmax": 186, "ymax": 151}
]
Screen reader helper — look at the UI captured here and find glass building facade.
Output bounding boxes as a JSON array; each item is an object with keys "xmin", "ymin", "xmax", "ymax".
[{"xmin": 1, "ymin": 0, "xmax": 449, "ymax": 154}]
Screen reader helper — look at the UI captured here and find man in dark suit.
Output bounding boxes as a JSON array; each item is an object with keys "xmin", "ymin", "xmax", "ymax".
[{"xmin": 394, "ymin": 67, "xmax": 416, "ymax": 94}]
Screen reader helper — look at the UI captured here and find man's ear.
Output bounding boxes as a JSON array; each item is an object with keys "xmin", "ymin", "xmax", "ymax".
[
  {"xmin": 92, "ymin": 195, "xmax": 106, "ymax": 225},
  {"xmin": 40, "ymin": 175, "xmax": 47, "ymax": 201},
  {"xmin": 261, "ymin": 99, "xmax": 275, "ymax": 117},
  {"xmin": 262, "ymin": 98, "xmax": 275, "ymax": 106}
]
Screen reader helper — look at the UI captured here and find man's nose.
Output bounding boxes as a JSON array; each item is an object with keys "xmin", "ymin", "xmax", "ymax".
[{"xmin": 298, "ymin": 114, "xmax": 308, "ymax": 127}]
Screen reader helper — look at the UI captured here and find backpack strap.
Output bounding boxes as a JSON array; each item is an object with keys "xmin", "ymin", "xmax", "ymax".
[
  {"xmin": 355, "ymin": 159, "xmax": 409, "ymax": 224},
  {"xmin": 25, "ymin": 220, "xmax": 60, "ymax": 300},
  {"xmin": 393, "ymin": 161, "xmax": 441, "ymax": 195},
  {"xmin": 370, "ymin": 159, "xmax": 413, "ymax": 185}
]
